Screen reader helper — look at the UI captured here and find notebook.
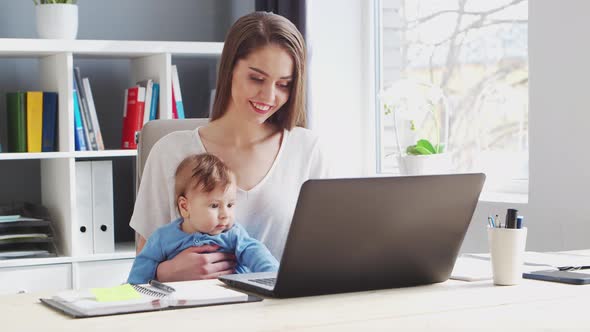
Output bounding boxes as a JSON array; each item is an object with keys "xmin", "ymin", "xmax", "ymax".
[{"xmin": 40, "ymin": 280, "xmax": 261, "ymax": 318}]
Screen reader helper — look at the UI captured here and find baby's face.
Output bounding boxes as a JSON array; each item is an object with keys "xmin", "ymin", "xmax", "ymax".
[{"xmin": 181, "ymin": 183, "xmax": 237, "ymax": 235}]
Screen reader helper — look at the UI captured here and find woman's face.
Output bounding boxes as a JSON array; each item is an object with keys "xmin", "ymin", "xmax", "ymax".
[{"xmin": 229, "ymin": 44, "xmax": 294, "ymax": 124}]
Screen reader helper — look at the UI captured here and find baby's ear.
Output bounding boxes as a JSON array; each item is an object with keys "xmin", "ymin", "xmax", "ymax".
[{"xmin": 178, "ymin": 196, "xmax": 190, "ymax": 218}]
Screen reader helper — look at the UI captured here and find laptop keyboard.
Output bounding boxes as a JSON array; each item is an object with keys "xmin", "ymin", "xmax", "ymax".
[{"xmin": 249, "ymin": 277, "xmax": 276, "ymax": 287}]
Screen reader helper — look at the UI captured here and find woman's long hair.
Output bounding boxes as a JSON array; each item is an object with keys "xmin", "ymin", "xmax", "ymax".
[{"xmin": 210, "ymin": 11, "xmax": 307, "ymax": 129}]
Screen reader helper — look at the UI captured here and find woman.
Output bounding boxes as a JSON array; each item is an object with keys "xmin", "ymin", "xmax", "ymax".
[{"xmin": 130, "ymin": 11, "xmax": 329, "ymax": 282}]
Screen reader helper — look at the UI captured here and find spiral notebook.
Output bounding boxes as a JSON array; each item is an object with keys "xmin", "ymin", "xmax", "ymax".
[{"xmin": 40, "ymin": 280, "xmax": 261, "ymax": 318}]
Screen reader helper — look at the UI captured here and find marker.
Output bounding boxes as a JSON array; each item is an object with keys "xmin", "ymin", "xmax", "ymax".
[
  {"xmin": 517, "ymin": 216, "xmax": 523, "ymax": 229},
  {"xmin": 149, "ymin": 279, "xmax": 176, "ymax": 293},
  {"xmin": 506, "ymin": 209, "xmax": 518, "ymax": 229}
]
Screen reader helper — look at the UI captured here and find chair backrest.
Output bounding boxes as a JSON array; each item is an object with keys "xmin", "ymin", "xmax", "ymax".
[{"xmin": 136, "ymin": 118, "xmax": 209, "ymax": 191}]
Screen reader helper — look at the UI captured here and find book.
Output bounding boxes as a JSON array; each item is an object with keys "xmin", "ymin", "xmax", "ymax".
[
  {"xmin": 73, "ymin": 84, "xmax": 88, "ymax": 151},
  {"xmin": 121, "ymin": 86, "xmax": 146, "ymax": 149},
  {"xmin": 82, "ymin": 78, "xmax": 105, "ymax": 150},
  {"xmin": 40, "ymin": 280, "xmax": 261, "ymax": 318},
  {"xmin": 137, "ymin": 79, "xmax": 153, "ymax": 125},
  {"xmin": 171, "ymin": 87, "xmax": 178, "ymax": 119},
  {"xmin": 6, "ymin": 92, "xmax": 27, "ymax": 152},
  {"xmin": 41, "ymin": 92, "xmax": 58, "ymax": 152},
  {"xmin": 171, "ymin": 65, "xmax": 185, "ymax": 119},
  {"xmin": 74, "ymin": 68, "xmax": 98, "ymax": 151},
  {"xmin": 26, "ymin": 91, "xmax": 43, "ymax": 153},
  {"xmin": 150, "ymin": 83, "xmax": 160, "ymax": 120}
]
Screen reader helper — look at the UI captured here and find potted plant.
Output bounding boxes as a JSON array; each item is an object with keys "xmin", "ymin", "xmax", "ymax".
[
  {"xmin": 33, "ymin": 0, "xmax": 78, "ymax": 40},
  {"xmin": 381, "ymin": 80, "xmax": 453, "ymax": 175}
]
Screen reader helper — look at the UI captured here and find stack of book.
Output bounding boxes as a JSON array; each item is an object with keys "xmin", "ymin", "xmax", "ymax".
[
  {"xmin": 0, "ymin": 203, "xmax": 57, "ymax": 259},
  {"xmin": 121, "ymin": 64, "xmax": 189, "ymax": 149},
  {"xmin": 73, "ymin": 67, "xmax": 104, "ymax": 151},
  {"xmin": 5, "ymin": 91, "xmax": 58, "ymax": 153}
]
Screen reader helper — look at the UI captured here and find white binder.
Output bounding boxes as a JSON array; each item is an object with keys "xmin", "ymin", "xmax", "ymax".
[
  {"xmin": 75, "ymin": 161, "xmax": 94, "ymax": 255},
  {"xmin": 91, "ymin": 160, "xmax": 115, "ymax": 254}
]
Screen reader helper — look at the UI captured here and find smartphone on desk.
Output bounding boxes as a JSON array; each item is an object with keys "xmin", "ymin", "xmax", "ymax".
[{"xmin": 523, "ymin": 270, "xmax": 590, "ymax": 285}]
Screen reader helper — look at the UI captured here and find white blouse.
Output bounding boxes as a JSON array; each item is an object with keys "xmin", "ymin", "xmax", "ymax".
[{"xmin": 129, "ymin": 126, "xmax": 329, "ymax": 259}]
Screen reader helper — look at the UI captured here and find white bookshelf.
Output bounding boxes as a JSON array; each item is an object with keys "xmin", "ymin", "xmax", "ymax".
[{"xmin": 0, "ymin": 38, "xmax": 222, "ymax": 292}]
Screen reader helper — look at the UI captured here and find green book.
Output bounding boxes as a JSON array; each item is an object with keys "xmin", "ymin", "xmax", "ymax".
[{"xmin": 6, "ymin": 92, "xmax": 27, "ymax": 152}]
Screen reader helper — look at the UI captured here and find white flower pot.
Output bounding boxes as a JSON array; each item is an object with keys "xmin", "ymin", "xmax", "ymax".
[
  {"xmin": 36, "ymin": 4, "xmax": 78, "ymax": 40},
  {"xmin": 398, "ymin": 153, "xmax": 453, "ymax": 176}
]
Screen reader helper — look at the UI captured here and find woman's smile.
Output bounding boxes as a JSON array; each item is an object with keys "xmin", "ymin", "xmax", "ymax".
[{"xmin": 250, "ymin": 100, "xmax": 274, "ymax": 115}]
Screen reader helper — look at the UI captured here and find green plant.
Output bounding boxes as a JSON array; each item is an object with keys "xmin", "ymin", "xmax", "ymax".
[
  {"xmin": 381, "ymin": 80, "xmax": 447, "ymax": 156},
  {"xmin": 33, "ymin": 0, "xmax": 77, "ymax": 5},
  {"xmin": 406, "ymin": 139, "xmax": 445, "ymax": 155}
]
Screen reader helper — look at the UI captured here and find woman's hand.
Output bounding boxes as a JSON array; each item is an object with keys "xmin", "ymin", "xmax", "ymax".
[{"xmin": 155, "ymin": 245, "xmax": 237, "ymax": 282}]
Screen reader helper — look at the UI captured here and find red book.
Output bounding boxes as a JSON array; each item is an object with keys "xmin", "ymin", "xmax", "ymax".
[
  {"xmin": 121, "ymin": 86, "xmax": 146, "ymax": 149},
  {"xmin": 171, "ymin": 86, "xmax": 178, "ymax": 119}
]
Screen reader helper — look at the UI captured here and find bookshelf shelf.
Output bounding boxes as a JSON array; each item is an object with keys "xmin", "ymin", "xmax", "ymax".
[
  {"xmin": 0, "ymin": 38, "xmax": 223, "ymax": 58},
  {"xmin": 0, "ymin": 150, "xmax": 137, "ymax": 160},
  {"xmin": 0, "ymin": 38, "xmax": 222, "ymax": 292},
  {"xmin": 73, "ymin": 150, "xmax": 138, "ymax": 159}
]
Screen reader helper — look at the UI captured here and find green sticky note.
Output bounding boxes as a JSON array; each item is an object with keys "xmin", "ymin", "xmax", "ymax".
[{"xmin": 90, "ymin": 284, "xmax": 142, "ymax": 302}]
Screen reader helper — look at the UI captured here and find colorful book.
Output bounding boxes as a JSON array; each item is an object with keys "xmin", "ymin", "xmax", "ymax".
[
  {"xmin": 82, "ymin": 78, "xmax": 105, "ymax": 150},
  {"xmin": 73, "ymin": 85, "xmax": 87, "ymax": 151},
  {"xmin": 150, "ymin": 83, "xmax": 160, "ymax": 120},
  {"xmin": 26, "ymin": 91, "xmax": 43, "ymax": 153},
  {"xmin": 171, "ymin": 65, "xmax": 185, "ymax": 119},
  {"xmin": 121, "ymin": 86, "xmax": 146, "ymax": 149},
  {"xmin": 41, "ymin": 92, "xmax": 58, "ymax": 152},
  {"xmin": 171, "ymin": 87, "xmax": 178, "ymax": 119},
  {"xmin": 137, "ymin": 79, "xmax": 153, "ymax": 125},
  {"xmin": 6, "ymin": 92, "xmax": 27, "ymax": 152},
  {"xmin": 74, "ymin": 68, "xmax": 98, "ymax": 151}
]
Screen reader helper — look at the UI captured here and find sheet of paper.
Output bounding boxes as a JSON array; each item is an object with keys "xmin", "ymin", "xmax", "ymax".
[
  {"xmin": 466, "ymin": 252, "xmax": 590, "ymax": 269},
  {"xmin": 0, "ymin": 215, "xmax": 20, "ymax": 222},
  {"xmin": 451, "ymin": 256, "xmax": 492, "ymax": 281}
]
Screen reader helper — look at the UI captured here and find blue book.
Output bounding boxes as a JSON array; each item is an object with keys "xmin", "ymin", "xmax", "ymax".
[
  {"xmin": 42, "ymin": 92, "xmax": 58, "ymax": 152},
  {"xmin": 150, "ymin": 83, "xmax": 160, "ymax": 120},
  {"xmin": 176, "ymin": 100, "xmax": 185, "ymax": 119},
  {"xmin": 73, "ymin": 88, "xmax": 87, "ymax": 151}
]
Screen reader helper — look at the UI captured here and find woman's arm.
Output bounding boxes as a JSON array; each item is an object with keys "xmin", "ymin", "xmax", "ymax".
[
  {"xmin": 137, "ymin": 233, "xmax": 237, "ymax": 281},
  {"xmin": 155, "ymin": 245, "xmax": 237, "ymax": 281}
]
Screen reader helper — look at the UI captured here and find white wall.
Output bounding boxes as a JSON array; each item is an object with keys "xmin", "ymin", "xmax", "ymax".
[
  {"xmin": 309, "ymin": 0, "xmax": 590, "ymax": 253},
  {"xmin": 464, "ymin": 0, "xmax": 590, "ymax": 253},
  {"xmin": 307, "ymin": 0, "xmax": 376, "ymax": 177}
]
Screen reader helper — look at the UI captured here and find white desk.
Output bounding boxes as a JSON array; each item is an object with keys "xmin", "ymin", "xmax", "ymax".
[{"xmin": 3, "ymin": 250, "xmax": 590, "ymax": 331}]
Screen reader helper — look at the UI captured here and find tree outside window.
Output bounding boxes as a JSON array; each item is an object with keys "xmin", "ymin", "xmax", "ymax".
[{"xmin": 379, "ymin": 0, "xmax": 528, "ymax": 194}]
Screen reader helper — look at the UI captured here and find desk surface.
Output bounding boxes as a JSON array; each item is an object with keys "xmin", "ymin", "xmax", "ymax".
[{"xmin": 4, "ymin": 250, "xmax": 590, "ymax": 331}]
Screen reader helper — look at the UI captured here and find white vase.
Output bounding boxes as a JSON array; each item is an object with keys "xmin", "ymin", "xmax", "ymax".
[
  {"xmin": 398, "ymin": 153, "xmax": 453, "ymax": 176},
  {"xmin": 35, "ymin": 4, "xmax": 78, "ymax": 40}
]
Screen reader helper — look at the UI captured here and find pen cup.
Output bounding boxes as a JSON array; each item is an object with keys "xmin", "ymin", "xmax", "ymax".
[{"xmin": 487, "ymin": 227, "xmax": 527, "ymax": 286}]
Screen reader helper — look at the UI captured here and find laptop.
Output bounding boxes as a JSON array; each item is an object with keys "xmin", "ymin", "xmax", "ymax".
[{"xmin": 219, "ymin": 173, "xmax": 485, "ymax": 298}]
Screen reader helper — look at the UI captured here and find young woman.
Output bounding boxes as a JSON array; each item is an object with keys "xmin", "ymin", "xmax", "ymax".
[{"xmin": 130, "ymin": 11, "xmax": 329, "ymax": 282}]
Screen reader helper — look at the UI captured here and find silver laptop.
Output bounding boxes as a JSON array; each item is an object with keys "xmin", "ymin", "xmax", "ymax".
[{"xmin": 219, "ymin": 173, "xmax": 485, "ymax": 298}]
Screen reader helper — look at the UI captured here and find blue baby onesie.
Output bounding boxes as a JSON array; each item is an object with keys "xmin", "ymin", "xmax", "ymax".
[{"xmin": 127, "ymin": 218, "xmax": 279, "ymax": 284}]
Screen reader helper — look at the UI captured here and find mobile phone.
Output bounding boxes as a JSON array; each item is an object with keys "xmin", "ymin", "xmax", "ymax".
[{"xmin": 523, "ymin": 269, "xmax": 590, "ymax": 285}]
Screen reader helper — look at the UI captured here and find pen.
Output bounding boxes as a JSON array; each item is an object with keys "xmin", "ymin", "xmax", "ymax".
[{"xmin": 148, "ymin": 279, "xmax": 176, "ymax": 293}]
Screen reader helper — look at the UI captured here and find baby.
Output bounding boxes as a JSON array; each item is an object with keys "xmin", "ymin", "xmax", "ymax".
[{"xmin": 128, "ymin": 153, "xmax": 278, "ymax": 284}]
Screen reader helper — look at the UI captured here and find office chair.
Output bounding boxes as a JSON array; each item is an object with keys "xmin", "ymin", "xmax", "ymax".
[
  {"xmin": 136, "ymin": 118, "xmax": 209, "ymax": 191},
  {"xmin": 133, "ymin": 118, "xmax": 208, "ymax": 248}
]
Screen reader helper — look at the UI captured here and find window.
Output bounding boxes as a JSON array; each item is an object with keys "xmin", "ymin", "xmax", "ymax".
[{"xmin": 376, "ymin": 0, "xmax": 528, "ymax": 197}]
